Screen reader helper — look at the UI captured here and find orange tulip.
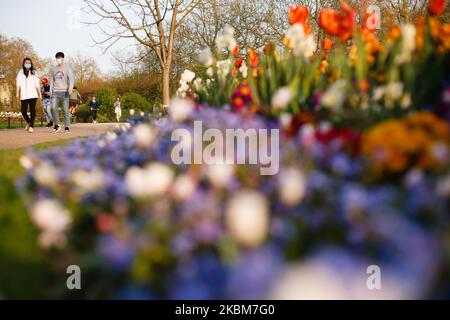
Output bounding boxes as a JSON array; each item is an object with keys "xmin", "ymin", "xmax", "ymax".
[
  {"xmin": 323, "ymin": 37, "xmax": 334, "ymax": 50},
  {"xmin": 289, "ymin": 5, "xmax": 309, "ymax": 25},
  {"xmin": 248, "ymin": 49, "xmax": 259, "ymax": 68},
  {"xmin": 319, "ymin": 2, "xmax": 356, "ymax": 41},
  {"xmin": 428, "ymin": 0, "xmax": 447, "ymax": 16}
]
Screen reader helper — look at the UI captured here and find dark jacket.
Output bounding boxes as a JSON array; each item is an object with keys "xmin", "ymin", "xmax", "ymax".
[{"xmin": 90, "ymin": 101, "xmax": 99, "ymax": 110}]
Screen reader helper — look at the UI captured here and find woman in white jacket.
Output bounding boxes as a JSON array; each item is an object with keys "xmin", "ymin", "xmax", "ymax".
[{"xmin": 16, "ymin": 58, "xmax": 42, "ymax": 133}]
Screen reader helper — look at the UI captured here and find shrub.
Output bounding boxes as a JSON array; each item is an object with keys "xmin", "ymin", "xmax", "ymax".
[
  {"xmin": 95, "ymin": 88, "xmax": 117, "ymax": 119},
  {"xmin": 122, "ymin": 92, "xmax": 152, "ymax": 113},
  {"xmin": 74, "ymin": 104, "xmax": 91, "ymax": 123}
]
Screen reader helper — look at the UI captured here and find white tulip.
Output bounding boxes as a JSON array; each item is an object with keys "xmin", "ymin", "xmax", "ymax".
[
  {"xmin": 169, "ymin": 98, "xmax": 194, "ymax": 122},
  {"xmin": 239, "ymin": 62, "xmax": 248, "ymax": 78},
  {"xmin": 180, "ymin": 69, "xmax": 196, "ymax": 83},
  {"xmin": 321, "ymin": 80, "xmax": 346, "ymax": 110},
  {"xmin": 199, "ymin": 48, "xmax": 214, "ymax": 67},
  {"xmin": 271, "ymin": 87, "xmax": 293, "ymax": 110},
  {"xmin": 225, "ymin": 190, "xmax": 269, "ymax": 247}
]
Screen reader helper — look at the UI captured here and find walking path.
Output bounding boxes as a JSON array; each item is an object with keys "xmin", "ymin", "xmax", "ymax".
[{"xmin": 0, "ymin": 123, "xmax": 128, "ymax": 150}]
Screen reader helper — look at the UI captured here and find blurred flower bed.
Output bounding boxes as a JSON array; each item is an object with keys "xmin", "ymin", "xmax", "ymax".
[{"xmin": 17, "ymin": 1, "xmax": 450, "ymax": 299}]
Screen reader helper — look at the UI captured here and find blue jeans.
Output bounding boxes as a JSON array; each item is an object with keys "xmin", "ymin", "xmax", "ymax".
[
  {"xmin": 43, "ymin": 98, "xmax": 52, "ymax": 123},
  {"xmin": 51, "ymin": 91, "xmax": 70, "ymax": 128}
]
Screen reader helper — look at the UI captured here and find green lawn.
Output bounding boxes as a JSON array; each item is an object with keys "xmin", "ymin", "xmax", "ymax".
[{"xmin": 0, "ymin": 140, "xmax": 73, "ymax": 299}]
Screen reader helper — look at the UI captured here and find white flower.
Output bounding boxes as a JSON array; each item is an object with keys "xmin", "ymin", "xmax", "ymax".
[
  {"xmin": 385, "ymin": 82, "xmax": 403, "ymax": 101},
  {"xmin": 206, "ymin": 163, "xmax": 235, "ymax": 188},
  {"xmin": 279, "ymin": 113, "xmax": 292, "ymax": 129},
  {"xmin": 72, "ymin": 169, "xmax": 105, "ymax": 195},
  {"xmin": 215, "ymin": 25, "xmax": 236, "ymax": 52},
  {"xmin": 216, "ymin": 59, "xmax": 231, "ymax": 79},
  {"xmin": 31, "ymin": 199, "xmax": 71, "ymax": 233},
  {"xmin": 271, "ymin": 87, "xmax": 293, "ymax": 110},
  {"xmin": 33, "ymin": 162, "xmax": 58, "ymax": 188},
  {"xmin": 172, "ymin": 174, "xmax": 197, "ymax": 201},
  {"xmin": 20, "ymin": 155, "xmax": 34, "ymax": 170},
  {"xmin": 38, "ymin": 231, "xmax": 67, "ymax": 249},
  {"xmin": 400, "ymin": 94, "xmax": 412, "ymax": 109},
  {"xmin": 372, "ymin": 87, "xmax": 385, "ymax": 101},
  {"xmin": 193, "ymin": 78, "xmax": 203, "ymax": 91},
  {"xmin": 180, "ymin": 69, "xmax": 196, "ymax": 83},
  {"xmin": 169, "ymin": 98, "xmax": 194, "ymax": 122},
  {"xmin": 396, "ymin": 24, "xmax": 416, "ymax": 64},
  {"xmin": 199, "ymin": 48, "xmax": 214, "ymax": 67},
  {"xmin": 278, "ymin": 168, "xmax": 306, "ymax": 206},
  {"xmin": 269, "ymin": 252, "xmax": 418, "ymax": 299},
  {"xmin": 176, "ymin": 82, "xmax": 190, "ymax": 97},
  {"xmin": 436, "ymin": 173, "xmax": 450, "ymax": 197},
  {"xmin": 133, "ymin": 124, "xmax": 156, "ymax": 149},
  {"xmin": 206, "ymin": 67, "xmax": 214, "ymax": 78},
  {"xmin": 432, "ymin": 143, "xmax": 449, "ymax": 165},
  {"xmin": 225, "ymin": 190, "xmax": 269, "ymax": 247},
  {"xmin": 300, "ymin": 124, "xmax": 316, "ymax": 147},
  {"xmin": 285, "ymin": 24, "xmax": 317, "ymax": 58},
  {"xmin": 321, "ymin": 80, "xmax": 347, "ymax": 110},
  {"xmin": 125, "ymin": 163, "xmax": 174, "ymax": 199},
  {"xmin": 239, "ymin": 62, "xmax": 248, "ymax": 78}
]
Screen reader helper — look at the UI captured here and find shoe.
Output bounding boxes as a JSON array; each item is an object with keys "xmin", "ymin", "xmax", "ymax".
[
  {"xmin": 46, "ymin": 122, "xmax": 53, "ymax": 128},
  {"xmin": 65, "ymin": 127, "xmax": 70, "ymax": 133},
  {"xmin": 25, "ymin": 124, "xmax": 30, "ymax": 131},
  {"xmin": 53, "ymin": 125, "xmax": 61, "ymax": 133},
  {"xmin": 28, "ymin": 127, "xmax": 34, "ymax": 133}
]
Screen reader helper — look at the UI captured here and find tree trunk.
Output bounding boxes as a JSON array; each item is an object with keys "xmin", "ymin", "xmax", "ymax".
[{"xmin": 162, "ymin": 65, "xmax": 171, "ymax": 107}]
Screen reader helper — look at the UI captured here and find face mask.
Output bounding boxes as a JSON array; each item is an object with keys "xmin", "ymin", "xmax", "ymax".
[
  {"xmin": 56, "ymin": 58, "xmax": 63, "ymax": 65},
  {"xmin": 24, "ymin": 63, "xmax": 32, "ymax": 69}
]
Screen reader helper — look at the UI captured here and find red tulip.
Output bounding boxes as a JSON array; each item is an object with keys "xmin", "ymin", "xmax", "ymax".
[
  {"xmin": 318, "ymin": 2, "xmax": 356, "ymax": 41},
  {"xmin": 428, "ymin": 0, "xmax": 447, "ymax": 16},
  {"xmin": 289, "ymin": 5, "xmax": 309, "ymax": 25},
  {"xmin": 232, "ymin": 44, "xmax": 240, "ymax": 57},
  {"xmin": 235, "ymin": 57, "xmax": 244, "ymax": 68}
]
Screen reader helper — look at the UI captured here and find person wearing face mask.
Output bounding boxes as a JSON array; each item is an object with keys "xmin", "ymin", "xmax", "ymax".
[
  {"xmin": 16, "ymin": 58, "xmax": 42, "ymax": 133},
  {"xmin": 89, "ymin": 96, "xmax": 99, "ymax": 124},
  {"xmin": 49, "ymin": 52, "xmax": 74, "ymax": 133}
]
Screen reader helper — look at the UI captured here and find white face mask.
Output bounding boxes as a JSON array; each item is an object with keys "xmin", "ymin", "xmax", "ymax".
[{"xmin": 56, "ymin": 58, "xmax": 63, "ymax": 65}]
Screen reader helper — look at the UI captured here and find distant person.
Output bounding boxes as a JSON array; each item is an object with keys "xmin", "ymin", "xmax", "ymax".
[
  {"xmin": 114, "ymin": 97, "xmax": 121, "ymax": 122},
  {"xmin": 50, "ymin": 52, "xmax": 74, "ymax": 133},
  {"xmin": 69, "ymin": 86, "xmax": 82, "ymax": 115},
  {"xmin": 16, "ymin": 57, "xmax": 42, "ymax": 133},
  {"xmin": 41, "ymin": 77, "xmax": 53, "ymax": 128},
  {"xmin": 90, "ymin": 96, "xmax": 99, "ymax": 124}
]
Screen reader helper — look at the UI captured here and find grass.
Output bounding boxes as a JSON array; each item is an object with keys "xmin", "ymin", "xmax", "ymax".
[{"xmin": 0, "ymin": 139, "xmax": 74, "ymax": 299}]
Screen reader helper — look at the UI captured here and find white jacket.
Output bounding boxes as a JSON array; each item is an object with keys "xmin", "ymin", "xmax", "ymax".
[{"xmin": 16, "ymin": 69, "xmax": 40, "ymax": 100}]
